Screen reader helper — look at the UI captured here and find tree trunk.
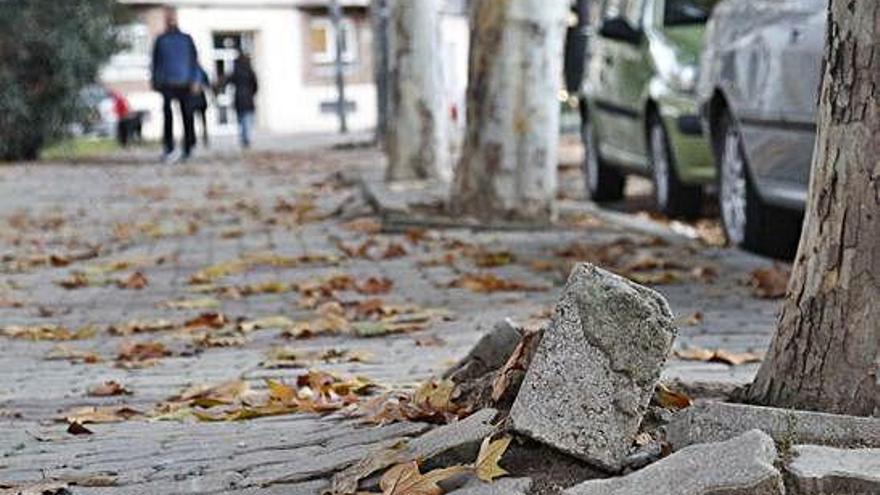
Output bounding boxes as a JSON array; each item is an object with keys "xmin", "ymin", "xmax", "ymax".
[
  {"xmin": 745, "ymin": 1, "xmax": 880, "ymax": 416},
  {"xmin": 385, "ymin": 0, "xmax": 450, "ymax": 182},
  {"xmin": 449, "ymin": 0, "xmax": 568, "ymax": 222}
]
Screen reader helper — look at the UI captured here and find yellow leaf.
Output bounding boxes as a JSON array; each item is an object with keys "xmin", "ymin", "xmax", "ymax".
[
  {"xmin": 162, "ymin": 297, "xmax": 220, "ymax": 310},
  {"xmin": 267, "ymin": 379, "xmax": 297, "ymax": 404},
  {"xmin": 380, "ymin": 461, "xmax": 469, "ymax": 495},
  {"xmin": 474, "ymin": 436, "xmax": 511, "ymax": 482}
]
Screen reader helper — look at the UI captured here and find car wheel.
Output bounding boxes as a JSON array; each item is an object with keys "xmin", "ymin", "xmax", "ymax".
[
  {"xmin": 581, "ymin": 106, "xmax": 624, "ymax": 202},
  {"xmin": 717, "ymin": 112, "xmax": 802, "ymax": 258},
  {"xmin": 648, "ymin": 113, "xmax": 702, "ymax": 218}
]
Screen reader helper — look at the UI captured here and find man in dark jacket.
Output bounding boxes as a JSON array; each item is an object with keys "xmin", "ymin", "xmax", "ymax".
[{"xmin": 151, "ymin": 7, "xmax": 200, "ymax": 162}]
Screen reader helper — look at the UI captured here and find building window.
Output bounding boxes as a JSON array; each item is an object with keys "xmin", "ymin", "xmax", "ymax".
[
  {"xmin": 309, "ymin": 17, "xmax": 357, "ymax": 64},
  {"xmin": 112, "ymin": 22, "xmax": 150, "ymax": 67}
]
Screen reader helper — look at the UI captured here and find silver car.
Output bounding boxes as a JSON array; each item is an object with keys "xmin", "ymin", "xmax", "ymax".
[{"xmin": 697, "ymin": 0, "xmax": 826, "ymax": 257}]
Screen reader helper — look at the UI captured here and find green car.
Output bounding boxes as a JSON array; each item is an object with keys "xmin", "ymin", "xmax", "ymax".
[{"xmin": 580, "ymin": 0, "xmax": 717, "ymax": 217}]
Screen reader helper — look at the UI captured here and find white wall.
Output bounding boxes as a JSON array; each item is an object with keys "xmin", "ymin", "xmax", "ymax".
[{"xmin": 106, "ymin": 4, "xmax": 377, "ymax": 139}]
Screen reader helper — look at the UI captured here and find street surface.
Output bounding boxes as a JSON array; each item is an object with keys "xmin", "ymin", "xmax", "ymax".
[{"xmin": 0, "ymin": 135, "xmax": 783, "ymax": 493}]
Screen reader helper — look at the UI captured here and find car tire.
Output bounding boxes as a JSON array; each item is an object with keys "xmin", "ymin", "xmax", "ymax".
[
  {"xmin": 716, "ymin": 111, "xmax": 802, "ymax": 259},
  {"xmin": 647, "ymin": 113, "xmax": 703, "ymax": 218},
  {"xmin": 581, "ymin": 105, "xmax": 625, "ymax": 202}
]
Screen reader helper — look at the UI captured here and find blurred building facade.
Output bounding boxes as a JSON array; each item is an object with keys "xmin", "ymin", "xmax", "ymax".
[{"xmin": 103, "ymin": 0, "xmax": 470, "ymax": 140}]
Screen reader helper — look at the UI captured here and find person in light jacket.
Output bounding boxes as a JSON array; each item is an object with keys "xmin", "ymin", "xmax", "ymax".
[
  {"xmin": 151, "ymin": 7, "xmax": 200, "ymax": 162},
  {"xmin": 225, "ymin": 54, "xmax": 259, "ymax": 149}
]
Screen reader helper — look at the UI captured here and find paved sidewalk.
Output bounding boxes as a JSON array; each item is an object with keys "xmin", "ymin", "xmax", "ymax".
[{"xmin": 0, "ymin": 141, "xmax": 782, "ymax": 493}]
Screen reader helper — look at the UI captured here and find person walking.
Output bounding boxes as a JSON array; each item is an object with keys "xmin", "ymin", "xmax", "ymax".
[
  {"xmin": 226, "ymin": 54, "xmax": 259, "ymax": 149},
  {"xmin": 192, "ymin": 66, "xmax": 211, "ymax": 148},
  {"xmin": 151, "ymin": 7, "xmax": 200, "ymax": 162}
]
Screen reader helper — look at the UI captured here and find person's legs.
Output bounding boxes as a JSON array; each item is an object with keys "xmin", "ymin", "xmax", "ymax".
[
  {"xmin": 161, "ymin": 89, "xmax": 174, "ymax": 155},
  {"xmin": 178, "ymin": 89, "xmax": 196, "ymax": 158},
  {"xmin": 238, "ymin": 111, "xmax": 254, "ymax": 149}
]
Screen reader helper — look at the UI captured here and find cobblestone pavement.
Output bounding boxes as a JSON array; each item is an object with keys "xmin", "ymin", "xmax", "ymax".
[{"xmin": 0, "ymin": 139, "xmax": 783, "ymax": 493}]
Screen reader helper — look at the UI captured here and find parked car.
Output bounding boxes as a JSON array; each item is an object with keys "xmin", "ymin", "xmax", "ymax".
[
  {"xmin": 698, "ymin": 0, "xmax": 826, "ymax": 256},
  {"xmin": 579, "ymin": 0, "xmax": 719, "ymax": 217}
]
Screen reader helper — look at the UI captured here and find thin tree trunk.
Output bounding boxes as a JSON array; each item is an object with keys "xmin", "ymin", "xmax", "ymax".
[
  {"xmin": 385, "ymin": 0, "xmax": 450, "ymax": 182},
  {"xmin": 449, "ymin": 0, "xmax": 568, "ymax": 222},
  {"xmin": 745, "ymin": 1, "xmax": 880, "ymax": 416}
]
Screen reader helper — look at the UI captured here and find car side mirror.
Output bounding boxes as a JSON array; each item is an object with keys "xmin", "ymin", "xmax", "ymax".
[{"xmin": 599, "ymin": 17, "xmax": 643, "ymax": 44}]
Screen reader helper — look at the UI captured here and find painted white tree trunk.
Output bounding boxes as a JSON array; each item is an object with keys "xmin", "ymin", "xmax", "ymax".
[
  {"xmin": 450, "ymin": 0, "xmax": 568, "ymax": 221},
  {"xmin": 386, "ymin": 0, "xmax": 450, "ymax": 182}
]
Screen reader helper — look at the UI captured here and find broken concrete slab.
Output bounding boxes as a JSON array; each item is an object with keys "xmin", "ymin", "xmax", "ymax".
[
  {"xmin": 667, "ymin": 401, "xmax": 880, "ymax": 450},
  {"xmin": 444, "ymin": 319, "xmax": 524, "ymax": 383},
  {"xmin": 330, "ymin": 408, "xmax": 499, "ymax": 495},
  {"xmin": 564, "ymin": 430, "xmax": 783, "ymax": 495},
  {"xmin": 510, "ymin": 263, "xmax": 676, "ymax": 472},
  {"xmin": 784, "ymin": 445, "xmax": 880, "ymax": 495},
  {"xmin": 446, "ymin": 477, "xmax": 533, "ymax": 495}
]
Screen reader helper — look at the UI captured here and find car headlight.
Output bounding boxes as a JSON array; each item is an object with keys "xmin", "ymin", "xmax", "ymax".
[{"xmin": 670, "ymin": 64, "xmax": 698, "ymax": 93}]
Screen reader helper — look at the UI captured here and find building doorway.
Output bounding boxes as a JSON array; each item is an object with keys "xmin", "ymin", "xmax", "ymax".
[{"xmin": 212, "ymin": 32, "xmax": 255, "ymax": 131}]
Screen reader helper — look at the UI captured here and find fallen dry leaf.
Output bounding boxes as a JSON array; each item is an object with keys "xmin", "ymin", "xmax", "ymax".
[
  {"xmin": 748, "ymin": 266, "xmax": 791, "ymax": 299},
  {"xmin": 674, "ymin": 346, "xmax": 764, "ymax": 366},
  {"xmin": 2, "ymin": 324, "xmax": 96, "ymax": 341},
  {"xmin": 61, "ymin": 405, "xmax": 141, "ymax": 424},
  {"xmin": 358, "ymin": 277, "xmax": 394, "ymax": 295},
  {"xmin": 66, "ymin": 421, "xmax": 94, "ymax": 436},
  {"xmin": 45, "ymin": 344, "xmax": 102, "ymax": 364},
  {"xmin": 162, "ymin": 297, "xmax": 220, "ymax": 310},
  {"xmin": 654, "ymin": 383, "xmax": 692, "ymax": 410},
  {"xmin": 88, "ymin": 380, "xmax": 131, "ymax": 397},
  {"xmin": 448, "ymin": 273, "xmax": 547, "ymax": 293},
  {"xmin": 474, "ymin": 436, "xmax": 511, "ymax": 482},
  {"xmin": 379, "ymin": 461, "xmax": 470, "ymax": 495},
  {"xmin": 117, "ymin": 271, "xmax": 148, "ymax": 290},
  {"xmin": 116, "ymin": 341, "xmax": 171, "ymax": 367},
  {"xmin": 238, "ymin": 315, "xmax": 295, "ymax": 332}
]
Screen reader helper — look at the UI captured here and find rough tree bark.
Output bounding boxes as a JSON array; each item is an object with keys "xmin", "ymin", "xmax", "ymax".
[
  {"xmin": 385, "ymin": 0, "xmax": 450, "ymax": 182},
  {"xmin": 449, "ymin": 0, "xmax": 568, "ymax": 222},
  {"xmin": 745, "ymin": 1, "xmax": 880, "ymax": 416}
]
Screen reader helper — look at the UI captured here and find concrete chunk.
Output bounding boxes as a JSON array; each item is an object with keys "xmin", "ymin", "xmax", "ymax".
[
  {"xmin": 564, "ymin": 430, "xmax": 783, "ymax": 495},
  {"xmin": 510, "ymin": 263, "xmax": 676, "ymax": 471},
  {"xmin": 785, "ymin": 445, "xmax": 880, "ymax": 495},
  {"xmin": 444, "ymin": 319, "xmax": 523, "ymax": 383},
  {"xmin": 667, "ymin": 401, "xmax": 880, "ymax": 450}
]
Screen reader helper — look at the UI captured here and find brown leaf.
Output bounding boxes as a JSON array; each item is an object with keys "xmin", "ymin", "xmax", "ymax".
[
  {"xmin": 61, "ymin": 405, "xmax": 141, "ymax": 424},
  {"xmin": 449, "ymin": 273, "xmax": 547, "ymax": 293},
  {"xmin": 382, "ymin": 243, "xmax": 408, "ymax": 259},
  {"xmin": 358, "ymin": 277, "xmax": 394, "ymax": 295},
  {"xmin": 491, "ymin": 330, "xmax": 541, "ymax": 402},
  {"xmin": 674, "ymin": 346, "xmax": 764, "ymax": 366},
  {"xmin": 341, "ymin": 217, "xmax": 383, "ymax": 234},
  {"xmin": 654, "ymin": 383, "xmax": 692, "ymax": 410},
  {"xmin": 380, "ymin": 461, "xmax": 469, "ymax": 495},
  {"xmin": 748, "ymin": 266, "xmax": 791, "ymax": 299},
  {"xmin": 116, "ymin": 341, "xmax": 170, "ymax": 365},
  {"xmin": 66, "ymin": 421, "xmax": 94, "ymax": 435},
  {"xmin": 183, "ymin": 312, "xmax": 228, "ymax": 331},
  {"xmin": 117, "ymin": 271, "xmax": 148, "ymax": 290},
  {"xmin": 2, "ymin": 324, "xmax": 96, "ymax": 341},
  {"xmin": 45, "ymin": 344, "xmax": 102, "ymax": 364},
  {"xmin": 472, "ymin": 250, "xmax": 516, "ymax": 268},
  {"xmin": 88, "ymin": 380, "xmax": 131, "ymax": 397}
]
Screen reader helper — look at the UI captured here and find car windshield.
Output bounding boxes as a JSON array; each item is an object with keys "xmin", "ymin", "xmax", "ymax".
[{"xmin": 664, "ymin": 0, "xmax": 717, "ymax": 26}]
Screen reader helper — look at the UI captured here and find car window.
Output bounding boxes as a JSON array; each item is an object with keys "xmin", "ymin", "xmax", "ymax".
[{"xmin": 664, "ymin": 0, "xmax": 718, "ymax": 26}]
